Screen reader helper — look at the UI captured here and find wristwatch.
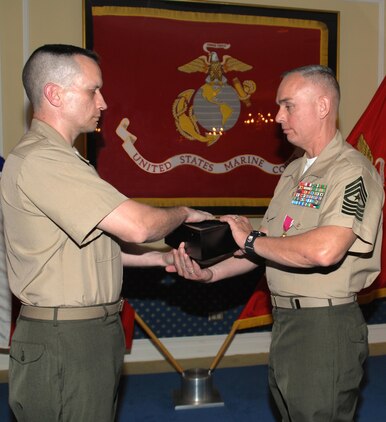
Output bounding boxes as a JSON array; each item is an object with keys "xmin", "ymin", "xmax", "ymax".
[{"xmin": 244, "ymin": 230, "xmax": 266, "ymax": 257}]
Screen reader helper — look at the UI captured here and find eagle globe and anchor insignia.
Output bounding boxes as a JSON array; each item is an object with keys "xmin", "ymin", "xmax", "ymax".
[{"xmin": 172, "ymin": 42, "xmax": 257, "ymax": 146}]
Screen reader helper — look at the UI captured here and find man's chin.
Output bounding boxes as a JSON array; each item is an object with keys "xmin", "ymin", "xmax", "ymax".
[
  {"xmin": 284, "ymin": 132, "xmax": 298, "ymax": 143},
  {"xmin": 86, "ymin": 125, "xmax": 99, "ymax": 134}
]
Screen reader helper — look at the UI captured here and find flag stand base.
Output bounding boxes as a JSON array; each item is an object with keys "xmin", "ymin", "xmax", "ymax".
[{"xmin": 173, "ymin": 368, "xmax": 224, "ymax": 410}]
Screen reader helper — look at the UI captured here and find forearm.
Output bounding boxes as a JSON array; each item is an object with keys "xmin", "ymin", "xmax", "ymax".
[
  {"xmin": 209, "ymin": 256, "xmax": 259, "ymax": 282},
  {"xmin": 121, "ymin": 250, "xmax": 172, "ymax": 267},
  {"xmin": 141, "ymin": 206, "xmax": 189, "ymax": 243},
  {"xmin": 222, "ymin": 215, "xmax": 357, "ymax": 269},
  {"xmin": 252, "ymin": 226, "xmax": 357, "ymax": 268},
  {"xmin": 99, "ymin": 200, "xmax": 212, "ymax": 244}
]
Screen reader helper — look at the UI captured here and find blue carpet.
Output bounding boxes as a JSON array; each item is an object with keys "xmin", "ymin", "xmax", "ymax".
[{"xmin": 1, "ymin": 355, "xmax": 386, "ymax": 421}]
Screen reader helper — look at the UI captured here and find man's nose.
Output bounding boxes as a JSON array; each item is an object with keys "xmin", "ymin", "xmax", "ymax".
[
  {"xmin": 275, "ymin": 108, "xmax": 283, "ymax": 123},
  {"xmin": 97, "ymin": 92, "xmax": 107, "ymax": 110}
]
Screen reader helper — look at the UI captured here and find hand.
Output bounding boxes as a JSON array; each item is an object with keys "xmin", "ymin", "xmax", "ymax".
[
  {"xmin": 220, "ymin": 214, "xmax": 254, "ymax": 253},
  {"xmin": 161, "ymin": 250, "xmax": 175, "ymax": 267},
  {"xmin": 165, "ymin": 243, "xmax": 214, "ymax": 282},
  {"xmin": 184, "ymin": 208, "xmax": 215, "ymax": 223}
]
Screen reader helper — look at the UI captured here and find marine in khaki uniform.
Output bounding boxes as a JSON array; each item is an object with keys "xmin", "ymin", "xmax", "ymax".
[
  {"xmin": 1, "ymin": 119, "xmax": 128, "ymax": 307},
  {"xmin": 265, "ymin": 129, "xmax": 382, "ymax": 299},
  {"xmin": 1, "ymin": 44, "xmax": 213, "ymax": 422},
  {"xmin": 170, "ymin": 65, "xmax": 384, "ymax": 421}
]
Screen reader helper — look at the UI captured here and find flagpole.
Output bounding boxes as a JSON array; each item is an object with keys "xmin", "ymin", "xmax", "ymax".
[
  {"xmin": 209, "ymin": 321, "xmax": 239, "ymax": 374},
  {"xmin": 134, "ymin": 312, "xmax": 185, "ymax": 374}
]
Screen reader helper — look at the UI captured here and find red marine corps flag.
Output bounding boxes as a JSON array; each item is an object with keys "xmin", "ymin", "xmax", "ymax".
[{"xmin": 347, "ymin": 76, "xmax": 386, "ymax": 301}]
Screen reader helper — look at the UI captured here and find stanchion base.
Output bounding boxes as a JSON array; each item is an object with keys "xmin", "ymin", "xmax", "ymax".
[
  {"xmin": 173, "ymin": 391, "xmax": 224, "ymax": 410},
  {"xmin": 173, "ymin": 368, "xmax": 225, "ymax": 410}
]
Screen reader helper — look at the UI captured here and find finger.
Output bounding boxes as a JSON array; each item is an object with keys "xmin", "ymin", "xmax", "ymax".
[
  {"xmin": 219, "ymin": 215, "xmax": 232, "ymax": 223},
  {"xmin": 185, "ymin": 267, "xmax": 195, "ymax": 275},
  {"xmin": 183, "ymin": 255, "xmax": 196, "ymax": 276},
  {"xmin": 165, "ymin": 264, "xmax": 177, "ymax": 273},
  {"xmin": 173, "ymin": 248, "xmax": 186, "ymax": 275},
  {"xmin": 173, "ymin": 244, "xmax": 195, "ymax": 277},
  {"xmin": 203, "ymin": 211, "xmax": 215, "ymax": 220},
  {"xmin": 233, "ymin": 249, "xmax": 245, "ymax": 257}
]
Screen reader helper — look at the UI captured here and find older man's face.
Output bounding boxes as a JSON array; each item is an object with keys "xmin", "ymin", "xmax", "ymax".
[{"xmin": 275, "ymin": 73, "xmax": 324, "ymax": 153}]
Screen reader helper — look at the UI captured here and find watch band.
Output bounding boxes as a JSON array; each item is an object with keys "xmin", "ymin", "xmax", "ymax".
[{"xmin": 244, "ymin": 230, "xmax": 266, "ymax": 257}]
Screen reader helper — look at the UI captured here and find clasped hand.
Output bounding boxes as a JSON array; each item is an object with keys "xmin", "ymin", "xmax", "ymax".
[{"xmin": 165, "ymin": 214, "xmax": 254, "ymax": 282}]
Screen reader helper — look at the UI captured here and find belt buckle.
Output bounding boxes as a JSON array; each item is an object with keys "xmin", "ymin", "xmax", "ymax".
[
  {"xmin": 118, "ymin": 298, "xmax": 125, "ymax": 312},
  {"xmin": 290, "ymin": 297, "xmax": 301, "ymax": 309}
]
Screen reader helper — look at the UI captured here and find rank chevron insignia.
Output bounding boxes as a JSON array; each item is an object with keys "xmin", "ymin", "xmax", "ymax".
[{"xmin": 342, "ymin": 176, "xmax": 367, "ymax": 221}]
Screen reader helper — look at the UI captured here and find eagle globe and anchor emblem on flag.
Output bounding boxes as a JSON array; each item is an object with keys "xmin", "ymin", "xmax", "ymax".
[
  {"xmin": 115, "ymin": 42, "xmax": 269, "ymax": 175},
  {"xmin": 172, "ymin": 42, "xmax": 257, "ymax": 146}
]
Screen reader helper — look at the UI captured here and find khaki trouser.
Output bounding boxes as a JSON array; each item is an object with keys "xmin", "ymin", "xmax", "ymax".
[
  {"xmin": 9, "ymin": 313, "xmax": 125, "ymax": 422},
  {"xmin": 269, "ymin": 301, "xmax": 368, "ymax": 422}
]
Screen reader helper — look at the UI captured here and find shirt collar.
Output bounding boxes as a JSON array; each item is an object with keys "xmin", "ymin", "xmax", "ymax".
[
  {"xmin": 285, "ymin": 130, "xmax": 344, "ymax": 182},
  {"xmin": 31, "ymin": 119, "xmax": 70, "ymax": 147},
  {"xmin": 30, "ymin": 119, "xmax": 90, "ymax": 165}
]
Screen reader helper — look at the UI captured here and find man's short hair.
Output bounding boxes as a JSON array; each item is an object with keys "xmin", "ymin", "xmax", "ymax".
[
  {"xmin": 283, "ymin": 64, "xmax": 340, "ymax": 104},
  {"xmin": 22, "ymin": 44, "xmax": 99, "ymax": 108}
]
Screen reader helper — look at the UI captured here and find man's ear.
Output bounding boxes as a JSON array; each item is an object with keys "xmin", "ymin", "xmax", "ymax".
[
  {"xmin": 319, "ymin": 95, "xmax": 331, "ymax": 119},
  {"xmin": 43, "ymin": 83, "xmax": 62, "ymax": 107}
]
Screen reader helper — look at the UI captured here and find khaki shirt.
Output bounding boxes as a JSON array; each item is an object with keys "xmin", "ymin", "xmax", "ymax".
[
  {"xmin": 262, "ymin": 131, "xmax": 384, "ymax": 298},
  {"xmin": 0, "ymin": 119, "xmax": 128, "ymax": 306}
]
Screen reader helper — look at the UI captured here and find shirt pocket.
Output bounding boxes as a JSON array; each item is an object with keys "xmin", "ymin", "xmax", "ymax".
[
  {"xmin": 291, "ymin": 207, "xmax": 321, "ymax": 234},
  {"xmin": 266, "ymin": 202, "xmax": 321, "ymax": 237},
  {"xmin": 94, "ymin": 235, "xmax": 121, "ymax": 263}
]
